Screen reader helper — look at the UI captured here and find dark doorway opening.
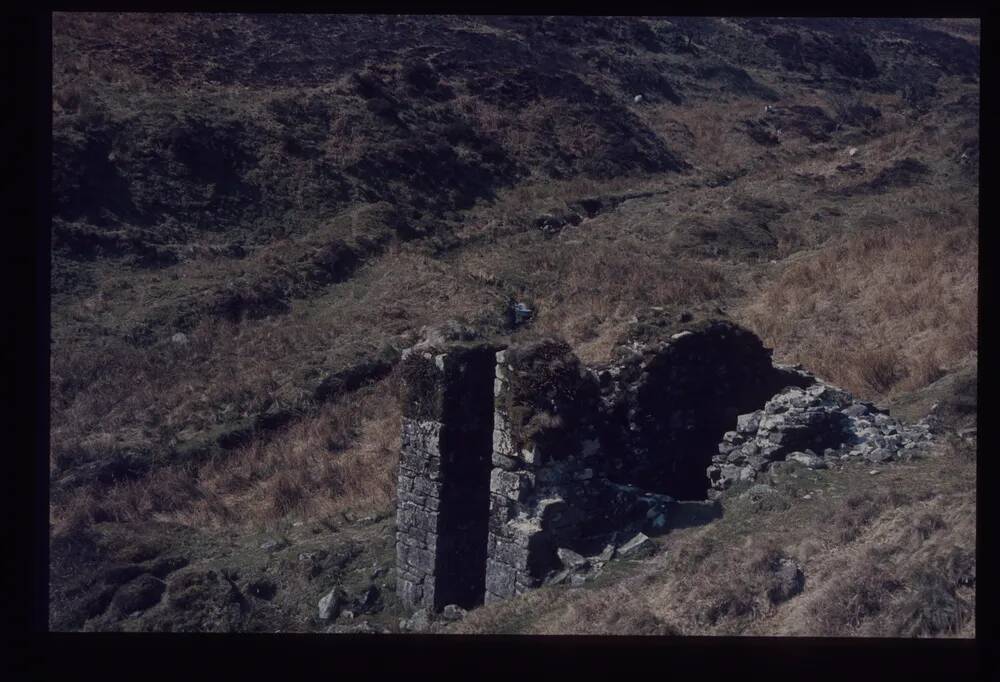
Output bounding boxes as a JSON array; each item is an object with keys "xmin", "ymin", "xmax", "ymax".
[
  {"xmin": 613, "ymin": 333, "xmax": 791, "ymax": 501},
  {"xmin": 434, "ymin": 346, "xmax": 496, "ymax": 610}
]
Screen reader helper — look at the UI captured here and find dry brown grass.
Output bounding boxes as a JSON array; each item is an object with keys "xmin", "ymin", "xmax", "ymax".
[
  {"xmin": 736, "ymin": 205, "xmax": 978, "ymax": 401},
  {"xmin": 452, "ymin": 442, "xmax": 975, "ymax": 637},
  {"xmin": 509, "ymin": 238, "xmax": 730, "ymax": 363},
  {"xmin": 52, "ymin": 374, "xmax": 402, "ymax": 533},
  {"xmin": 636, "ymin": 97, "xmax": 765, "ymax": 172},
  {"xmin": 49, "ymin": 244, "xmax": 500, "ymax": 471}
]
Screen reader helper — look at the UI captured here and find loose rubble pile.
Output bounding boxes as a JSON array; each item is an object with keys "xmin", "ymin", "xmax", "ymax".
[{"xmin": 708, "ymin": 379, "xmax": 934, "ymax": 495}]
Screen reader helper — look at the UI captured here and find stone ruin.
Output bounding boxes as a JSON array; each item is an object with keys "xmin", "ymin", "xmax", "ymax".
[{"xmin": 394, "ymin": 310, "xmax": 935, "ymax": 612}]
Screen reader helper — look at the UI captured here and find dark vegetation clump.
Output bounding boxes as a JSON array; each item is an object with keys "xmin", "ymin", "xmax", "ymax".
[{"xmin": 502, "ymin": 339, "xmax": 598, "ymax": 457}]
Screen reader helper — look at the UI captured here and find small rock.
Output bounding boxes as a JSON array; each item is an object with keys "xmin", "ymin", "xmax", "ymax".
[
  {"xmin": 260, "ymin": 538, "xmax": 288, "ymax": 552},
  {"xmin": 171, "ymin": 332, "xmax": 188, "ymax": 345},
  {"xmin": 442, "ymin": 604, "xmax": 467, "ymax": 621},
  {"xmin": 618, "ymin": 532, "xmax": 656, "ymax": 559},
  {"xmin": 557, "ymin": 548, "xmax": 589, "ymax": 570},
  {"xmin": 570, "ymin": 574, "xmax": 588, "ymax": 587},
  {"xmin": 787, "ymin": 451, "xmax": 827, "ymax": 469},
  {"xmin": 865, "ymin": 448, "xmax": 894, "ymax": 464},
  {"xmin": 869, "ymin": 469, "xmax": 880, "ymax": 475},
  {"xmin": 737, "ymin": 412, "xmax": 762, "ymax": 434},
  {"xmin": 842, "ymin": 404, "xmax": 868, "ymax": 417},
  {"xmin": 318, "ymin": 587, "xmax": 346, "ymax": 620}
]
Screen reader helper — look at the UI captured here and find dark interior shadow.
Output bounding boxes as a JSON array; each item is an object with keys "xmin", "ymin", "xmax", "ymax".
[{"xmin": 655, "ymin": 499, "xmax": 723, "ymax": 535}]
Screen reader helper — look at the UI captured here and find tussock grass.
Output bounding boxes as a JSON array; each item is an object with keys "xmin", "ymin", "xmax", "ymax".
[
  {"xmin": 53, "ymin": 375, "xmax": 401, "ymax": 533},
  {"xmin": 527, "ymin": 242, "xmax": 729, "ymax": 364},
  {"xmin": 736, "ymin": 206, "xmax": 977, "ymax": 401},
  {"xmin": 452, "ymin": 445, "xmax": 975, "ymax": 637}
]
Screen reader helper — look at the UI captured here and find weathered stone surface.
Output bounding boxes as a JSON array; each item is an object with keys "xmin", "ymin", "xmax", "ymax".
[
  {"xmin": 787, "ymin": 451, "xmax": 827, "ymax": 469},
  {"xmin": 618, "ymin": 532, "xmax": 656, "ymax": 558},
  {"xmin": 737, "ymin": 412, "xmax": 762, "ymax": 434},
  {"xmin": 318, "ymin": 587, "xmax": 346, "ymax": 620},
  {"xmin": 400, "ymin": 608, "xmax": 432, "ymax": 632},
  {"xmin": 557, "ymin": 548, "xmax": 589, "ymax": 570},
  {"xmin": 442, "ymin": 604, "xmax": 467, "ymax": 621}
]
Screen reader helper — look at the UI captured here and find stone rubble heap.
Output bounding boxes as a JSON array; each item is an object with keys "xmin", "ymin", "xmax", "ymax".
[{"xmin": 708, "ymin": 380, "xmax": 934, "ymax": 495}]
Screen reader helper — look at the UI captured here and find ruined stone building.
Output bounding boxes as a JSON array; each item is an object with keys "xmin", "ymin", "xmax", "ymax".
[{"xmin": 393, "ymin": 310, "xmax": 930, "ymax": 612}]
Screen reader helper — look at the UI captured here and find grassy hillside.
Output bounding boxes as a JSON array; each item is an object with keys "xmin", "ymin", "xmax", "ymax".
[{"xmin": 49, "ymin": 14, "xmax": 978, "ymax": 635}]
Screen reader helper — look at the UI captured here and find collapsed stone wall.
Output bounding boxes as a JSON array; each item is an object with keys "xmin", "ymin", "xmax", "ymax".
[
  {"xmin": 709, "ymin": 379, "xmax": 934, "ymax": 494},
  {"xmin": 594, "ymin": 314, "xmax": 810, "ymax": 499},
  {"xmin": 395, "ymin": 311, "xmax": 933, "ymax": 612},
  {"xmin": 485, "ymin": 340, "xmax": 674, "ymax": 601}
]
